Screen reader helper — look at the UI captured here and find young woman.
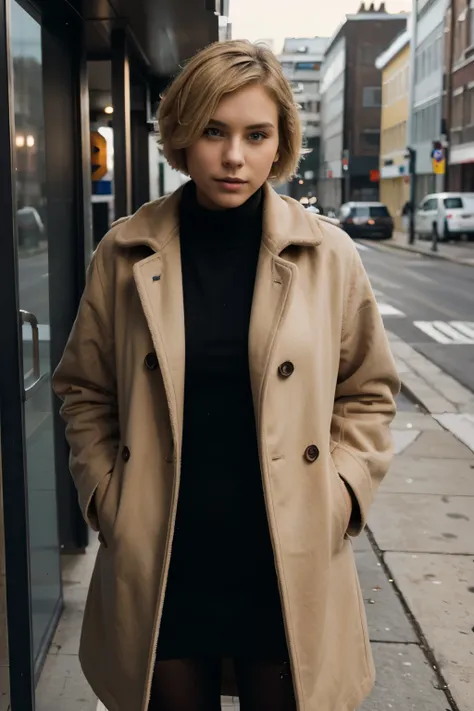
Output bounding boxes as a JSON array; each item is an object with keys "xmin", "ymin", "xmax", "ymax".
[{"xmin": 53, "ymin": 40, "xmax": 399, "ymax": 711}]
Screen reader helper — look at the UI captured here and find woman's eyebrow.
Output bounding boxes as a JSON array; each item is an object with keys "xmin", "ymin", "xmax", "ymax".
[{"xmin": 207, "ymin": 119, "xmax": 276, "ymax": 130}]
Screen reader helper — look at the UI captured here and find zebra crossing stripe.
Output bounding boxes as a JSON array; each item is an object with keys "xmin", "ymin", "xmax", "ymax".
[
  {"xmin": 413, "ymin": 321, "xmax": 474, "ymax": 344},
  {"xmin": 377, "ymin": 303, "xmax": 405, "ymax": 317},
  {"xmin": 451, "ymin": 322, "xmax": 474, "ymax": 339}
]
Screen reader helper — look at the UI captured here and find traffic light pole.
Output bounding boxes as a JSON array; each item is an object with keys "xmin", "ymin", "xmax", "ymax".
[{"xmin": 408, "ymin": 147, "xmax": 416, "ymax": 245}]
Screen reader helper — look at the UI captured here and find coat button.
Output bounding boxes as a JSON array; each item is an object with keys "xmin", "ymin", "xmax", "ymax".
[
  {"xmin": 144, "ymin": 352, "xmax": 158, "ymax": 370},
  {"xmin": 121, "ymin": 446, "xmax": 131, "ymax": 462},
  {"xmin": 278, "ymin": 361, "xmax": 294, "ymax": 378},
  {"xmin": 304, "ymin": 444, "xmax": 319, "ymax": 463}
]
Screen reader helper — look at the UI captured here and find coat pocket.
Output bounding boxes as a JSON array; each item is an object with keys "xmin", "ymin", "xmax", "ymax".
[
  {"xmin": 328, "ymin": 446, "xmax": 351, "ymax": 546},
  {"xmin": 95, "ymin": 470, "xmax": 118, "ymax": 547}
]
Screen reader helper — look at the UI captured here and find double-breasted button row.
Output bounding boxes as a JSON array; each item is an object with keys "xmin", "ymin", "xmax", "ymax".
[
  {"xmin": 278, "ymin": 361, "xmax": 294, "ymax": 378},
  {"xmin": 144, "ymin": 352, "xmax": 158, "ymax": 370},
  {"xmin": 304, "ymin": 444, "xmax": 319, "ymax": 463},
  {"xmin": 121, "ymin": 446, "xmax": 131, "ymax": 462}
]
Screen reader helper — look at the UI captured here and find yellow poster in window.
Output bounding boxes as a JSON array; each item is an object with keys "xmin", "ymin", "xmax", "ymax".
[{"xmin": 432, "ymin": 157, "xmax": 445, "ymax": 175}]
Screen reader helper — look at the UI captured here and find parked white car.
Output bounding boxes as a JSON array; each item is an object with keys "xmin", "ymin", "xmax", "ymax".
[{"xmin": 415, "ymin": 192, "xmax": 474, "ymax": 241}]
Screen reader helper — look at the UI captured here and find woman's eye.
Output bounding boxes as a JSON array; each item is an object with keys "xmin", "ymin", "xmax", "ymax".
[
  {"xmin": 248, "ymin": 131, "xmax": 267, "ymax": 142},
  {"xmin": 203, "ymin": 127, "xmax": 222, "ymax": 138}
]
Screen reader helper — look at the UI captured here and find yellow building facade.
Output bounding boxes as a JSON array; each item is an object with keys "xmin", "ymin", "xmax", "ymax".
[{"xmin": 376, "ymin": 30, "xmax": 411, "ymax": 232}]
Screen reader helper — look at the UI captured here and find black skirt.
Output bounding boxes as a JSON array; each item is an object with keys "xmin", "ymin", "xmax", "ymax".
[{"xmin": 157, "ymin": 520, "xmax": 289, "ymax": 661}]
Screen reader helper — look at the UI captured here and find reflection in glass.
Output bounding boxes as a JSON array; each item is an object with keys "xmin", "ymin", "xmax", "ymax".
[{"xmin": 11, "ymin": 0, "xmax": 61, "ymax": 664}]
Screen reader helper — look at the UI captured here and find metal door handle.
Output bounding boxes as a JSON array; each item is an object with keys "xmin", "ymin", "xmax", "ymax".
[{"xmin": 20, "ymin": 310, "xmax": 41, "ymax": 396}]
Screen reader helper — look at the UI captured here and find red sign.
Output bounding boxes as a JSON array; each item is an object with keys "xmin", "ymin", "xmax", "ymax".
[
  {"xmin": 328, "ymin": 170, "xmax": 333, "ymax": 178},
  {"xmin": 370, "ymin": 169, "xmax": 380, "ymax": 183}
]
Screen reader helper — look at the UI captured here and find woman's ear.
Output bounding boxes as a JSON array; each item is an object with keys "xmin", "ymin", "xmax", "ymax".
[{"xmin": 273, "ymin": 152, "xmax": 280, "ymax": 164}]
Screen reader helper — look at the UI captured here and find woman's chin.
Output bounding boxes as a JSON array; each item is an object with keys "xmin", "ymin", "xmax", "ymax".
[{"xmin": 197, "ymin": 183, "xmax": 254, "ymax": 210}]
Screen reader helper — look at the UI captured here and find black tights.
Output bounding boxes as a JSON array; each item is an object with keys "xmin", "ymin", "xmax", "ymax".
[{"xmin": 150, "ymin": 657, "xmax": 297, "ymax": 711}]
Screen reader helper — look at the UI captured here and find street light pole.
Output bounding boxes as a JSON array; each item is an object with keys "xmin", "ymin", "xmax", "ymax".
[
  {"xmin": 407, "ymin": 146, "xmax": 417, "ymax": 245},
  {"xmin": 444, "ymin": 0, "xmax": 455, "ymax": 189}
]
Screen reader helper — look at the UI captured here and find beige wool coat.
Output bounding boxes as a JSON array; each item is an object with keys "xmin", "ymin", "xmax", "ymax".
[{"xmin": 52, "ymin": 183, "xmax": 400, "ymax": 711}]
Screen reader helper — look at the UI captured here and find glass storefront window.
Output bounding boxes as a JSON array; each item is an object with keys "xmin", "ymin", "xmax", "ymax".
[{"xmin": 10, "ymin": 0, "xmax": 62, "ymax": 664}]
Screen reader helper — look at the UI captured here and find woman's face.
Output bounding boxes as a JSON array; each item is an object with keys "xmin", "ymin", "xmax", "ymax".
[{"xmin": 186, "ymin": 84, "xmax": 280, "ymax": 210}]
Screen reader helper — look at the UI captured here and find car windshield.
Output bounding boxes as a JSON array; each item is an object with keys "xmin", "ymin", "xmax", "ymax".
[
  {"xmin": 443, "ymin": 197, "xmax": 463, "ymax": 209},
  {"xmin": 352, "ymin": 205, "xmax": 390, "ymax": 218}
]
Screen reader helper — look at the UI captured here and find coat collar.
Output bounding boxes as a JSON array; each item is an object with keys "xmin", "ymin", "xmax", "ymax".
[{"xmin": 114, "ymin": 182, "xmax": 323, "ymax": 255}]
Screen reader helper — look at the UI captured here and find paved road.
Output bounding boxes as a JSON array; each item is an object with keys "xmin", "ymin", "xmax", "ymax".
[{"xmin": 356, "ymin": 241, "xmax": 474, "ymax": 395}]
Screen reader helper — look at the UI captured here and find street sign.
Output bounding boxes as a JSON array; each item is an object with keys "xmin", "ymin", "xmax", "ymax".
[{"xmin": 90, "ymin": 131, "xmax": 107, "ymax": 181}]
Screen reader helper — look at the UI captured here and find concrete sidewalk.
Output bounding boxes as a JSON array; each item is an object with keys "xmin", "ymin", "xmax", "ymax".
[
  {"xmin": 32, "ymin": 389, "xmax": 474, "ymax": 711},
  {"xmin": 369, "ymin": 230, "xmax": 474, "ymax": 267}
]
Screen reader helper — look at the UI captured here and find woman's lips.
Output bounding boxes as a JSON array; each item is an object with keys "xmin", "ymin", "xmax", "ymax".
[{"xmin": 214, "ymin": 178, "xmax": 248, "ymax": 191}]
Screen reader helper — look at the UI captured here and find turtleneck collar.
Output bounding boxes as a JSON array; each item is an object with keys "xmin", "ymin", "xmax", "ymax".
[{"xmin": 179, "ymin": 180, "xmax": 263, "ymax": 241}]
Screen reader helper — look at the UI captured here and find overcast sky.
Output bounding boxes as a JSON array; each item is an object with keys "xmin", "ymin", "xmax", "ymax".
[{"xmin": 229, "ymin": 0, "xmax": 412, "ymax": 51}]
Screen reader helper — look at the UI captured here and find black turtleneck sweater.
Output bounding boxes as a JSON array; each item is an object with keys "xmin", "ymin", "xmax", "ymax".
[{"xmin": 157, "ymin": 182, "xmax": 287, "ymax": 660}]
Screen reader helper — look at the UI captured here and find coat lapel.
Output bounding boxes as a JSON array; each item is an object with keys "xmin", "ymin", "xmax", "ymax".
[
  {"xmin": 249, "ymin": 184, "xmax": 322, "ymax": 426},
  {"xmin": 249, "ymin": 245, "xmax": 295, "ymax": 427},
  {"xmin": 133, "ymin": 234, "xmax": 185, "ymax": 453}
]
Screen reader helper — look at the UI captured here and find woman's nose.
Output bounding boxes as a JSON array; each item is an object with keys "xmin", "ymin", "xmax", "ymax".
[{"xmin": 223, "ymin": 140, "xmax": 244, "ymax": 168}]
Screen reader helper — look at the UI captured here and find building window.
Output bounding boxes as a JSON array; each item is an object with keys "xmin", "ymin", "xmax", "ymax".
[
  {"xmin": 362, "ymin": 129, "xmax": 380, "ymax": 148},
  {"xmin": 470, "ymin": 0, "xmax": 474, "ymax": 46},
  {"xmin": 362, "ymin": 87, "xmax": 382, "ymax": 108},
  {"xmin": 452, "ymin": 91, "xmax": 464, "ymax": 129},
  {"xmin": 467, "ymin": 87, "xmax": 474, "ymax": 125},
  {"xmin": 295, "ymin": 62, "xmax": 320, "ymax": 70}
]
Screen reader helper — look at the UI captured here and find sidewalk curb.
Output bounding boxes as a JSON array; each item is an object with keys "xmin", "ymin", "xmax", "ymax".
[
  {"xmin": 368, "ymin": 238, "xmax": 474, "ymax": 267},
  {"xmin": 399, "ymin": 379, "xmax": 430, "ymax": 414},
  {"xmin": 365, "ymin": 526, "xmax": 460, "ymax": 711}
]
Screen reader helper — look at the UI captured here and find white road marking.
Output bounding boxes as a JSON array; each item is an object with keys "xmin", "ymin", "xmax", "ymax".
[
  {"xmin": 370, "ymin": 274, "xmax": 403, "ymax": 290},
  {"xmin": 406, "ymin": 269, "xmax": 434, "ymax": 284},
  {"xmin": 377, "ymin": 303, "xmax": 405, "ymax": 317},
  {"xmin": 450, "ymin": 321, "xmax": 474, "ymax": 339},
  {"xmin": 413, "ymin": 321, "xmax": 474, "ymax": 344},
  {"xmin": 355, "ymin": 242, "xmax": 370, "ymax": 251}
]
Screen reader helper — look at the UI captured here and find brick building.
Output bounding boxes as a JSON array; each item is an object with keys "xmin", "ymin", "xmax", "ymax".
[
  {"xmin": 318, "ymin": 3, "xmax": 407, "ymax": 210},
  {"xmin": 445, "ymin": 0, "xmax": 474, "ymax": 190}
]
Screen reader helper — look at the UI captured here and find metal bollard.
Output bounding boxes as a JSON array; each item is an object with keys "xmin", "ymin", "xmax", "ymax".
[{"xmin": 431, "ymin": 222, "xmax": 438, "ymax": 253}]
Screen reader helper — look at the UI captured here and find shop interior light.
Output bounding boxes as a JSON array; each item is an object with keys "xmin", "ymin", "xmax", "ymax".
[{"xmin": 104, "ymin": 105, "xmax": 114, "ymax": 115}]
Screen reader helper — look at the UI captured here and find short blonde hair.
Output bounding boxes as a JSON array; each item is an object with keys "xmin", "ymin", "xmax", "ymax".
[{"xmin": 158, "ymin": 40, "xmax": 302, "ymax": 183}]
